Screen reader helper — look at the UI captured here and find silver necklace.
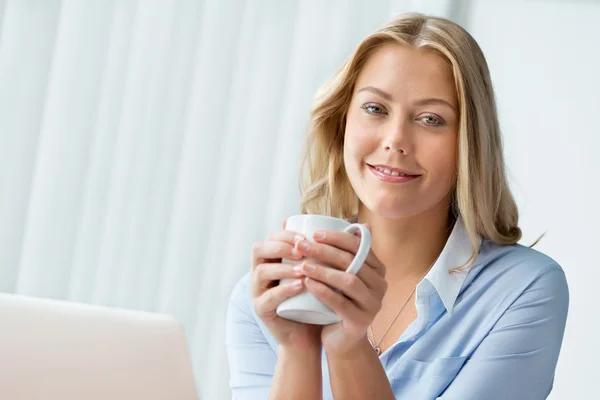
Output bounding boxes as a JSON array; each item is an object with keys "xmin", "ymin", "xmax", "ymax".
[{"xmin": 367, "ymin": 260, "xmax": 436, "ymax": 356}]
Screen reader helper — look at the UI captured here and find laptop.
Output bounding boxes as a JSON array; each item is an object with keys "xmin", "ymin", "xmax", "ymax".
[{"xmin": 0, "ymin": 292, "xmax": 199, "ymax": 399}]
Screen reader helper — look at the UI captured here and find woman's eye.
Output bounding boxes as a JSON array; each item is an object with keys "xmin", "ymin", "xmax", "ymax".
[
  {"xmin": 360, "ymin": 104, "xmax": 386, "ymax": 115},
  {"xmin": 420, "ymin": 114, "xmax": 445, "ymax": 126}
]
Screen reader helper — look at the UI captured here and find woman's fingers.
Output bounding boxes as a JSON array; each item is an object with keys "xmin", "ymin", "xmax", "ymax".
[
  {"xmin": 303, "ymin": 277, "xmax": 367, "ymax": 323},
  {"xmin": 349, "ymin": 262, "xmax": 387, "ymax": 298},
  {"xmin": 251, "ymin": 233, "xmax": 305, "ymax": 268},
  {"xmin": 266, "ymin": 229, "xmax": 305, "ymax": 244},
  {"xmin": 308, "ymin": 229, "xmax": 385, "ymax": 275},
  {"xmin": 298, "ymin": 261, "xmax": 381, "ymax": 311},
  {"xmin": 294, "ymin": 239, "xmax": 355, "ymax": 271},
  {"xmin": 250, "ymin": 226, "xmax": 309, "ymax": 311},
  {"xmin": 253, "ymin": 279, "xmax": 305, "ymax": 318},
  {"xmin": 251, "ymin": 263, "xmax": 305, "ymax": 295},
  {"xmin": 293, "ymin": 239, "xmax": 386, "ymax": 290}
]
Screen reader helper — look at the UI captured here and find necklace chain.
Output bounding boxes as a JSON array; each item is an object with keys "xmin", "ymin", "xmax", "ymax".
[{"xmin": 367, "ymin": 260, "xmax": 436, "ymax": 355}]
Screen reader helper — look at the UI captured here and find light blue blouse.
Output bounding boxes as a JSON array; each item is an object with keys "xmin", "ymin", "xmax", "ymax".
[{"xmin": 226, "ymin": 217, "xmax": 569, "ymax": 399}]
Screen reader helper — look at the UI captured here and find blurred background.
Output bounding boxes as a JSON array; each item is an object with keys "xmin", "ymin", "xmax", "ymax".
[{"xmin": 0, "ymin": 0, "xmax": 598, "ymax": 398}]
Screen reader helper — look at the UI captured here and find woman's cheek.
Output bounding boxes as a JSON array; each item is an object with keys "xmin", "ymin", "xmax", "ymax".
[{"xmin": 346, "ymin": 122, "xmax": 377, "ymax": 153}]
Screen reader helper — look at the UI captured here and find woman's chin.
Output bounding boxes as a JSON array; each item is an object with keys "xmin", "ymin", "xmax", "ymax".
[{"xmin": 363, "ymin": 201, "xmax": 422, "ymax": 220}]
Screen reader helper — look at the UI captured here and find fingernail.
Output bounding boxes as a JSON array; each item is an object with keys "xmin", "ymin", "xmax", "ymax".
[
  {"xmin": 313, "ymin": 230, "xmax": 326, "ymax": 240},
  {"xmin": 293, "ymin": 234, "xmax": 305, "ymax": 243},
  {"xmin": 291, "ymin": 248, "xmax": 302, "ymax": 258},
  {"xmin": 293, "ymin": 265, "xmax": 303, "ymax": 273},
  {"xmin": 302, "ymin": 262, "xmax": 315, "ymax": 272},
  {"xmin": 292, "ymin": 279, "xmax": 303, "ymax": 288},
  {"xmin": 297, "ymin": 241, "xmax": 309, "ymax": 252}
]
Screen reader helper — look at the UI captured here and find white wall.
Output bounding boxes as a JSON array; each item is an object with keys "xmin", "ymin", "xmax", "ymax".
[{"xmin": 466, "ymin": 1, "xmax": 600, "ymax": 398}]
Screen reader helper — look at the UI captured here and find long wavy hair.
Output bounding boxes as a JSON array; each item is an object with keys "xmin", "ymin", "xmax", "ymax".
[{"xmin": 298, "ymin": 13, "xmax": 524, "ymax": 271}]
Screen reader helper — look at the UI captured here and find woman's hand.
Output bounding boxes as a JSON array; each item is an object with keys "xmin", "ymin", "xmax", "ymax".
[
  {"xmin": 250, "ymin": 219, "xmax": 322, "ymax": 350},
  {"xmin": 294, "ymin": 227, "xmax": 387, "ymax": 357}
]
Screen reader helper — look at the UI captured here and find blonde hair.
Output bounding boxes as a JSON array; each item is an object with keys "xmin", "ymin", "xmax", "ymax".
[{"xmin": 299, "ymin": 13, "xmax": 523, "ymax": 271}]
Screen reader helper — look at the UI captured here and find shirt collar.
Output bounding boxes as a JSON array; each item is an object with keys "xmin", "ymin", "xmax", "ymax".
[{"xmin": 419, "ymin": 215, "xmax": 479, "ymax": 314}]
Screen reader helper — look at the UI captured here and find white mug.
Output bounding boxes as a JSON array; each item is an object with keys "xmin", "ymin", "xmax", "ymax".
[{"xmin": 276, "ymin": 214, "xmax": 371, "ymax": 325}]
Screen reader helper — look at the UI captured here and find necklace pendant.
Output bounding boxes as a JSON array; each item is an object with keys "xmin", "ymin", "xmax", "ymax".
[{"xmin": 374, "ymin": 346, "xmax": 381, "ymax": 356}]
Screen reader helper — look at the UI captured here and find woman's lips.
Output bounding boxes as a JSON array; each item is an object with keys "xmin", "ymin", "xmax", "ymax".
[{"xmin": 367, "ymin": 164, "xmax": 421, "ymax": 183}]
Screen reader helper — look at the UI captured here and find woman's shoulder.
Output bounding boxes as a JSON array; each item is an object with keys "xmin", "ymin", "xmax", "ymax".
[
  {"xmin": 456, "ymin": 240, "xmax": 569, "ymax": 328},
  {"xmin": 477, "ymin": 239, "xmax": 565, "ymax": 277},
  {"xmin": 465, "ymin": 240, "xmax": 568, "ymax": 303}
]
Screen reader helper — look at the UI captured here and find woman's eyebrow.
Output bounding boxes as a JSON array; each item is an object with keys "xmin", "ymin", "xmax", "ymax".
[
  {"xmin": 356, "ymin": 86, "xmax": 393, "ymax": 101},
  {"xmin": 414, "ymin": 98, "xmax": 457, "ymax": 112}
]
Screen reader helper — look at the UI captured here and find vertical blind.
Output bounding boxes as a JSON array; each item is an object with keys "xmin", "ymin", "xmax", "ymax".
[{"xmin": 0, "ymin": 0, "xmax": 456, "ymax": 396}]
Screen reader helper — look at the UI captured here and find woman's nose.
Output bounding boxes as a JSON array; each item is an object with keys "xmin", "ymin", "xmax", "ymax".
[{"xmin": 382, "ymin": 119, "xmax": 412, "ymax": 154}]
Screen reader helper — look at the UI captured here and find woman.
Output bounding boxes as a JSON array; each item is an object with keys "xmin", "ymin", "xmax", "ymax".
[{"xmin": 226, "ymin": 13, "xmax": 568, "ymax": 400}]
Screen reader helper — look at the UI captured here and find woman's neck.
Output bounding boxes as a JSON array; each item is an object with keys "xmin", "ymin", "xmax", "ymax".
[{"xmin": 356, "ymin": 201, "xmax": 454, "ymax": 284}]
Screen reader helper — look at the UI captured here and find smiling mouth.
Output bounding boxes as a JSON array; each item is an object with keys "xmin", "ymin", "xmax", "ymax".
[
  {"xmin": 366, "ymin": 163, "xmax": 422, "ymax": 184},
  {"xmin": 366, "ymin": 164, "xmax": 421, "ymax": 177}
]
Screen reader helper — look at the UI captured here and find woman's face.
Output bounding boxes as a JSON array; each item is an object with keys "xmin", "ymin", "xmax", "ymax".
[{"xmin": 343, "ymin": 43, "xmax": 459, "ymax": 219}]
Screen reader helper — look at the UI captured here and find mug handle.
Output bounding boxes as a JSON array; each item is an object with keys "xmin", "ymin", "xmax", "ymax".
[{"xmin": 343, "ymin": 224, "xmax": 372, "ymax": 275}]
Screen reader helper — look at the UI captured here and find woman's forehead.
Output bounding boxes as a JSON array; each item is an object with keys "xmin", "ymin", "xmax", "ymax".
[{"xmin": 355, "ymin": 44, "xmax": 457, "ymax": 106}]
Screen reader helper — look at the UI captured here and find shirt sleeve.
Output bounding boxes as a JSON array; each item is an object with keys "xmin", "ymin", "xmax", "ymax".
[
  {"xmin": 226, "ymin": 272, "xmax": 277, "ymax": 399},
  {"xmin": 438, "ymin": 266, "xmax": 569, "ymax": 400}
]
